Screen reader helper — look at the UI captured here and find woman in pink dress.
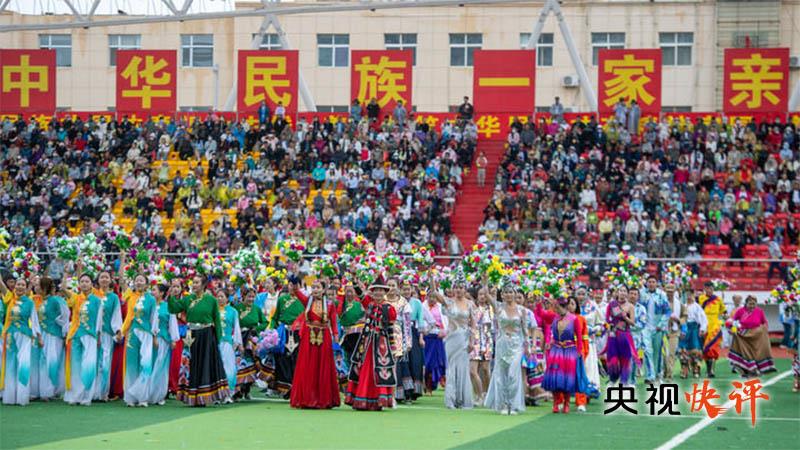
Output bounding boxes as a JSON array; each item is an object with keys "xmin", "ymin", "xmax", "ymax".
[{"xmin": 728, "ymin": 295, "xmax": 775, "ymax": 377}]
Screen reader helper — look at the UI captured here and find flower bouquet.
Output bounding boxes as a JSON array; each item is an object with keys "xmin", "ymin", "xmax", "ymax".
[{"xmin": 604, "ymin": 252, "xmax": 645, "ymax": 289}]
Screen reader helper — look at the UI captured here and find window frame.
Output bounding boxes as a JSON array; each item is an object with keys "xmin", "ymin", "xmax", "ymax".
[
  {"xmin": 449, "ymin": 33, "xmax": 482, "ymax": 67},
  {"xmin": 591, "ymin": 32, "xmax": 626, "ymax": 65},
  {"xmin": 317, "ymin": 34, "xmax": 350, "ymax": 68},
  {"xmin": 108, "ymin": 34, "xmax": 142, "ymax": 67},
  {"xmin": 519, "ymin": 32, "xmax": 554, "ymax": 67},
  {"xmin": 659, "ymin": 32, "xmax": 693, "ymax": 66},
  {"xmin": 180, "ymin": 34, "xmax": 214, "ymax": 68},
  {"xmin": 384, "ymin": 33, "xmax": 418, "ymax": 65},
  {"xmin": 252, "ymin": 33, "xmax": 283, "ymax": 50},
  {"xmin": 39, "ymin": 34, "xmax": 72, "ymax": 67}
]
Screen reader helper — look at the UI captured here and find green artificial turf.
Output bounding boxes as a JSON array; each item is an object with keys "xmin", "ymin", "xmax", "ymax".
[{"xmin": 1, "ymin": 359, "xmax": 797, "ymax": 450}]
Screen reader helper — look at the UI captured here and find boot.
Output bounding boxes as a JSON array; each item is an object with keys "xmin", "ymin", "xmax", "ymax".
[
  {"xmin": 680, "ymin": 365, "xmax": 688, "ymax": 379},
  {"xmin": 552, "ymin": 392, "xmax": 561, "ymax": 413},
  {"xmin": 705, "ymin": 360, "xmax": 714, "ymax": 378}
]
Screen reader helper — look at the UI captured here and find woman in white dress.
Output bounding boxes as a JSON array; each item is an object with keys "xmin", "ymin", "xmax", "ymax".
[
  {"xmin": 147, "ymin": 284, "xmax": 179, "ymax": 405},
  {"xmin": 484, "ymin": 282, "xmax": 529, "ymax": 415}
]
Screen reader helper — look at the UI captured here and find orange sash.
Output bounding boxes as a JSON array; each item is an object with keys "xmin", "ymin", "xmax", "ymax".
[
  {"xmin": 0, "ymin": 292, "xmax": 19, "ymax": 390},
  {"xmin": 64, "ymin": 292, "xmax": 88, "ymax": 390}
]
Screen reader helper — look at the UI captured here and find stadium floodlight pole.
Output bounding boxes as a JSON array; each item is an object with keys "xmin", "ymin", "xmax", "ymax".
[
  {"xmin": 790, "ymin": 78, "xmax": 800, "ymax": 112},
  {"xmin": 222, "ymin": 12, "xmax": 273, "ymax": 111},
  {"xmin": 0, "ymin": 0, "xmax": 10, "ymax": 13},
  {"xmin": 524, "ymin": 0, "xmax": 597, "ymax": 111},
  {"xmin": 268, "ymin": 13, "xmax": 318, "ymax": 112},
  {"xmin": 0, "ymin": 0, "xmax": 534, "ymax": 32}
]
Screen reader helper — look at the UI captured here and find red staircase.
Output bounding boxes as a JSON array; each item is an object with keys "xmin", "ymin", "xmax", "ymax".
[{"xmin": 451, "ymin": 141, "xmax": 507, "ymax": 249}]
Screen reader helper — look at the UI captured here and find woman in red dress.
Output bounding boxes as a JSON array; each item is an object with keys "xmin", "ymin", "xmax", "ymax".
[
  {"xmin": 289, "ymin": 279, "xmax": 340, "ymax": 409},
  {"xmin": 345, "ymin": 281, "xmax": 398, "ymax": 411}
]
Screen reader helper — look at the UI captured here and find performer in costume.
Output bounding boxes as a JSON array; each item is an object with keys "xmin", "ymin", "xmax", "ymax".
[
  {"xmin": 629, "ymin": 288, "xmax": 647, "ymax": 384},
  {"xmin": 338, "ymin": 283, "xmax": 365, "ymax": 370},
  {"xmin": 532, "ymin": 295, "xmax": 557, "ymax": 402},
  {"xmin": 27, "ymin": 275, "xmax": 43, "ymax": 400},
  {"xmin": 422, "ymin": 289, "xmax": 447, "ymax": 393},
  {"xmin": 168, "ymin": 278, "xmax": 186, "ymax": 397},
  {"xmin": 119, "ymin": 270, "xmax": 158, "ymax": 407},
  {"xmin": 638, "ymin": 276, "xmax": 672, "ymax": 383},
  {"xmin": 217, "ymin": 287, "xmax": 241, "ymax": 401},
  {"xmin": 386, "ymin": 278, "xmax": 415, "ymax": 403},
  {"xmin": 94, "ymin": 270, "xmax": 122, "ymax": 401},
  {"xmin": 234, "ymin": 286, "xmax": 269, "ymax": 400},
  {"xmin": 289, "ymin": 279, "xmax": 340, "ymax": 409},
  {"xmin": 0, "ymin": 277, "xmax": 42, "ymax": 405},
  {"xmin": 593, "ymin": 289, "xmax": 609, "ymax": 376},
  {"xmin": 678, "ymin": 291, "xmax": 707, "ymax": 378},
  {"xmin": 147, "ymin": 284, "xmax": 179, "ymax": 405},
  {"xmin": 484, "ymin": 282, "xmax": 528, "ymax": 415},
  {"xmin": 63, "ymin": 273, "xmax": 103, "ymax": 406},
  {"xmin": 267, "ymin": 276, "xmax": 305, "ymax": 396},
  {"xmin": 167, "ymin": 275, "xmax": 231, "ymax": 406},
  {"xmin": 728, "ymin": 295, "xmax": 776, "ymax": 376},
  {"xmin": 543, "ymin": 296, "xmax": 588, "ymax": 414},
  {"xmin": 401, "ymin": 281, "xmax": 425, "ymax": 401},
  {"xmin": 603, "ymin": 285, "xmax": 639, "ymax": 386},
  {"xmin": 34, "ymin": 277, "xmax": 69, "ymax": 401},
  {"xmin": 345, "ymin": 280, "xmax": 397, "ymax": 411},
  {"xmin": 435, "ymin": 270, "xmax": 474, "ymax": 410},
  {"xmin": 0, "ymin": 288, "xmax": 5, "ymax": 401},
  {"xmin": 699, "ymin": 281, "xmax": 727, "ymax": 378},
  {"xmin": 470, "ymin": 286, "xmax": 494, "ymax": 404},
  {"xmin": 576, "ymin": 285, "xmax": 602, "ymax": 406},
  {"xmin": 664, "ymin": 283, "xmax": 683, "ymax": 381}
]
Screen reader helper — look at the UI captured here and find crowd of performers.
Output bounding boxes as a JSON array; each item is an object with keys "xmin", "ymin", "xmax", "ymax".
[{"xmin": 1, "ymin": 251, "xmax": 796, "ymax": 412}]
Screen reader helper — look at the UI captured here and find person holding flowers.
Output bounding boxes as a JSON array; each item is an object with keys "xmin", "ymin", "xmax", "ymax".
[
  {"xmin": 94, "ymin": 270, "xmax": 122, "ymax": 402},
  {"xmin": 678, "ymin": 291, "xmax": 707, "ymax": 379},
  {"xmin": 167, "ymin": 274, "xmax": 231, "ymax": 406},
  {"xmin": 699, "ymin": 281, "xmax": 727, "ymax": 378},
  {"xmin": 289, "ymin": 278, "xmax": 340, "ymax": 409},
  {"xmin": 34, "ymin": 277, "xmax": 69, "ymax": 401},
  {"xmin": 484, "ymin": 281, "xmax": 528, "ymax": 415},
  {"xmin": 216, "ymin": 285, "xmax": 242, "ymax": 403},
  {"xmin": 728, "ymin": 295, "xmax": 776, "ymax": 377},
  {"xmin": 542, "ymin": 295, "xmax": 588, "ymax": 414},
  {"xmin": 146, "ymin": 283, "xmax": 179, "ymax": 405},
  {"xmin": 63, "ymin": 272, "xmax": 103, "ymax": 406},
  {"xmin": 469, "ymin": 286, "xmax": 494, "ymax": 405},
  {"xmin": 234, "ymin": 286, "xmax": 269, "ymax": 400},
  {"xmin": 0, "ymin": 276, "xmax": 42, "ymax": 405}
]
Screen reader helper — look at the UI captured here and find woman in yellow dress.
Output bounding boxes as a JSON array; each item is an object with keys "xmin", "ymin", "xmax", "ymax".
[{"xmin": 699, "ymin": 282, "xmax": 727, "ymax": 378}]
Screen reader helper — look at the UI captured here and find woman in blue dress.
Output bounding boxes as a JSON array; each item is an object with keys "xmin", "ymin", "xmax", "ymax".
[
  {"xmin": 119, "ymin": 263, "xmax": 158, "ymax": 407},
  {"xmin": 147, "ymin": 283, "xmax": 179, "ymax": 405},
  {"xmin": 63, "ymin": 273, "xmax": 103, "ymax": 406},
  {"xmin": 35, "ymin": 277, "xmax": 69, "ymax": 401}
]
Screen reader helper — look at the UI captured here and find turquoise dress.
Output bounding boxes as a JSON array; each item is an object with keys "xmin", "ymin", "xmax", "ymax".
[
  {"xmin": 95, "ymin": 290, "xmax": 121, "ymax": 401},
  {"xmin": 218, "ymin": 305, "xmax": 242, "ymax": 392},
  {"xmin": 2, "ymin": 294, "xmax": 41, "ymax": 405},
  {"xmin": 146, "ymin": 301, "xmax": 179, "ymax": 404},
  {"xmin": 123, "ymin": 291, "xmax": 158, "ymax": 405},
  {"xmin": 64, "ymin": 292, "xmax": 103, "ymax": 406},
  {"xmin": 36, "ymin": 295, "xmax": 69, "ymax": 399}
]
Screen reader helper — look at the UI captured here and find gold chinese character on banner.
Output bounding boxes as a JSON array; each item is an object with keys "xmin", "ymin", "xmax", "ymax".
[
  {"xmin": 476, "ymin": 115, "xmax": 501, "ymax": 138},
  {"xmin": 243, "ymin": 56, "xmax": 292, "ymax": 107},
  {"xmin": 602, "ymin": 54, "xmax": 656, "ymax": 108},
  {"xmin": 354, "ymin": 56, "xmax": 408, "ymax": 108},
  {"xmin": 120, "ymin": 55, "xmax": 172, "ymax": 109},
  {"xmin": 2, "ymin": 55, "xmax": 49, "ymax": 108},
  {"xmin": 729, "ymin": 53, "xmax": 784, "ymax": 109}
]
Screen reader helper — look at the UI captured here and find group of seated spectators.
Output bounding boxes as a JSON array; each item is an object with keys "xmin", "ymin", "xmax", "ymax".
[
  {"xmin": 0, "ymin": 109, "xmax": 477, "ymax": 260},
  {"xmin": 479, "ymin": 114, "xmax": 800, "ymax": 273}
]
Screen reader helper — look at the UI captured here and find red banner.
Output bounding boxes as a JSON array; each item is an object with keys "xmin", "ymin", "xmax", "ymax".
[
  {"xmin": 472, "ymin": 50, "xmax": 536, "ymax": 114},
  {"xmin": 723, "ymin": 48, "xmax": 789, "ymax": 114},
  {"xmin": 116, "ymin": 50, "xmax": 177, "ymax": 114},
  {"xmin": 598, "ymin": 49, "xmax": 662, "ymax": 115},
  {"xmin": 237, "ymin": 50, "xmax": 299, "ymax": 118},
  {"xmin": 0, "ymin": 49, "xmax": 56, "ymax": 113},
  {"xmin": 351, "ymin": 50, "xmax": 413, "ymax": 118}
]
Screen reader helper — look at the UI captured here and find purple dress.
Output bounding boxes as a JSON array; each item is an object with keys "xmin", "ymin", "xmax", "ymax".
[
  {"xmin": 542, "ymin": 313, "xmax": 588, "ymax": 394},
  {"xmin": 602, "ymin": 301, "xmax": 640, "ymax": 385}
]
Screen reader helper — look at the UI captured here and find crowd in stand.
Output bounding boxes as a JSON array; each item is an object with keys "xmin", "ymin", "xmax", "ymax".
[
  {"xmin": 480, "ymin": 101, "xmax": 800, "ymax": 275},
  {"xmin": 0, "ymin": 106, "xmax": 477, "ymax": 265}
]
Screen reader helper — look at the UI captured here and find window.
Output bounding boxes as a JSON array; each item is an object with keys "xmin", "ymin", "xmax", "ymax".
[
  {"xmin": 659, "ymin": 32, "xmax": 693, "ymax": 66},
  {"xmin": 317, "ymin": 34, "xmax": 349, "ymax": 67},
  {"xmin": 108, "ymin": 34, "xmax": 141, "ymax": 66},
  {"xmin": 591, "ymin": 32, "xmax": 625, "ymax": 65},
  {"xmin": 384, "ymin": 33, "xmax": 417, "ymax": 65},
  {"xmin": 252, "ymin": 33, "xmax": 282, "ymax": 50},
  {"xmin": 519, "ymin": 32, "xmax": 554, "ymax": 67},
  {"xmin": 39, "ymin": 34, "xmax": 72, "ymax": 67},
  {"xmin": 732, "ymin": 31, "xmax": 769, "ymax": 48},
  {"xmin": 449, "ymin": 33, "xmax": 482, "ymax": 67},
  {"xmin": 181, "ymin": 34, "xmax": 213, "ymax": 67}
]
